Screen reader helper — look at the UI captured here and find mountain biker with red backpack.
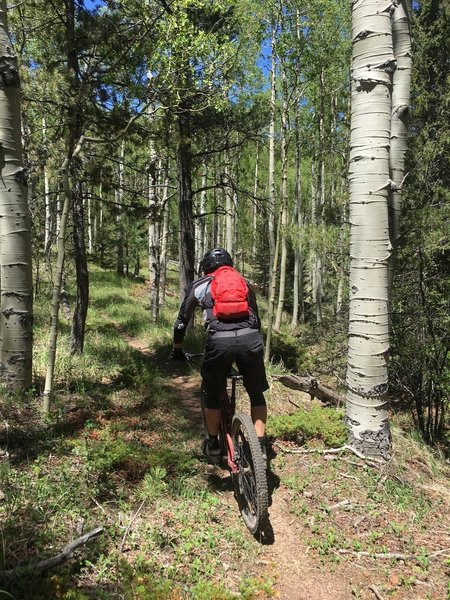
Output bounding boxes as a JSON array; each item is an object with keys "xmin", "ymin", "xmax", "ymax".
[{"xmin": 170, "ymin": 248, "xmax": 269, "ymax": 463}]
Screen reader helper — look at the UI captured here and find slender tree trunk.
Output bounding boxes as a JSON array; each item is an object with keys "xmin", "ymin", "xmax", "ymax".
[
  {"xmin": 44, "ymin": 139, "xmax": 84, "ymax": 409},
  {"xmin": 264, "ymin": 201, "xmax": 283, "ymax": 363},
  {"xmin": 65, "ymin": 0, "xmax": 88, "ymax": 356},
  {"xmin": 148, "ymin": 140, "xmax": 160, "ymax": 321},
  {"xmin": 388, "ymin": 0, "xmax": 412, "ymax": 289},
  {"xmin": 345, "ymin": 0, "xmax": 395, "ymax": 459},
  {"xmin": 274, "ymin": 66, "xmax": 289, "ymax": 331},
  {"xmin": 224, "ymin": 159, "xmax": 234, "ymax": 256},
  {"xmin": 177, "ymin": 113, "xmax": 195, "ymax": 295},
  {"xmin": 70, "ymin": 178, "xmax": 88, "ymax": 355},
  {"xmin": 116, "ymin": 141, "xmax": 125, "ymax": 276},
  {"xmin": 195, "ymin": 163, "xmax": 207, "ymax": 271},
  {"xmin": 159, "ymin": 163, "xmax": 170, "ymax": 305},
  {"xmin": 87, "ymin": 190, "xmax": 93, "ymax": 255},
  {"xmin": 252, "ymin": 141, "xmax": 259, "ymax": 264},
  {"xmin": 268, "ymin": 26, "xmax": 277, "ymax": 286},
  {"xmin": 292, "ymin": 89, "xmax": 304, "ymax": 327},
  {"xmin": 42, "ymin": 116, "xmax": 52, "ymax": 255},
  {"xmin": 0, "ymin": 0, "xmax": 33, "ymax": 392}
]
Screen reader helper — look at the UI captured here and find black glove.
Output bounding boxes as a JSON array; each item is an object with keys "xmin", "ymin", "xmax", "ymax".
[{"xmin": 170, "ymin": 348, "xmax": 187, "ymax": 362}]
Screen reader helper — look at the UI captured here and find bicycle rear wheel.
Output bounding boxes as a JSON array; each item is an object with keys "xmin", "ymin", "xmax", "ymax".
[{"xmin": 231, "ymin": 412, "xmax": 268, "ymax": 534}]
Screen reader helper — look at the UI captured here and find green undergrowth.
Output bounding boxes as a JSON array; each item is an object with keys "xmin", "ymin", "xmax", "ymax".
[
  {"xmin": 274, "ymin": 427, "xmax": 449, "ymax": 598},
  {"xmin": 266, "ymin": 405, "xmax": 346, "ymax": 447},
  {"xmin": 2, "ymin": 264, "xmax": 448, "ymax": 599},
  {"xmin": 0, "ymin": 265, "xmax": 275, "ymax": 599}
]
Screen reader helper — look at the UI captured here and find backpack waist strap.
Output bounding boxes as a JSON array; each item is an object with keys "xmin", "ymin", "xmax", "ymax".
[{"xmin": 209, "ymin": 327, "xmax": 255, "ymax": 338}]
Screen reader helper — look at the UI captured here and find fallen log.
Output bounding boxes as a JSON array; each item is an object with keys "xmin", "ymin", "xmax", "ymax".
[
  {"xmin": 1, "ymin": 526, "xmax": 103, "ymax": 579},
  {"xmin": 274, "ymin": 374, "xmax": 344, "ymax": 406}
]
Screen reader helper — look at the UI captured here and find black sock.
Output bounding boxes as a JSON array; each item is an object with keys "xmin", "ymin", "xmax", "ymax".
[{"xmin": 208, "ymin": 434, "xmax": 218, "ymax": 442}]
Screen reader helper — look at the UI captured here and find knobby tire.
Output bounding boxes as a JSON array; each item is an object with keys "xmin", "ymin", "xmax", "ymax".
[{"xmin": 231, "ymin": 412, "xmax": 268, "ymax": 534}]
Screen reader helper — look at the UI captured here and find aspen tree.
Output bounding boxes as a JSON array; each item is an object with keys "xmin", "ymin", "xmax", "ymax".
[
  {"xmin": 0, "ymin": 0, "xmax": 33, "ymax": 392},
  {"xmin": 388, "ymin": 0, "xmax": 412, "ymax": 287},
  {"xmin": 274, "ymin": 64, "xmax": 289, "ymax": 331},
  {"xmin": 346, "ymin": 0, "xmax": 396, "ymax": 459}
]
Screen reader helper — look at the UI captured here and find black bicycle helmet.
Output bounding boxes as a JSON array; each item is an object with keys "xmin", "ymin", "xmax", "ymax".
[{"xmin": 201, "ymin": 248, "xmax": 233, "ymax": 274}]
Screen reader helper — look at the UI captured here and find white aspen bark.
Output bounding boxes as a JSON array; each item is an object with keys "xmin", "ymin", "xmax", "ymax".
[
  {"xmin": 159, "ymin": 163, "xmax": 170, "ymax": 305},
  {"xmin": 252, "ymin": 142, "xmax": 259, "ymax": 263},
  {"xmin": 388, "ymin": 0, "xmax": 412, "ymax": 287},
  {"xmin": 98, "ymin": 183, "xmax": 103, "ymax": 238},
  {"xmin": 346, "ymin": 0, "xmax": 396, "ymax": 459},
  {"xmin": 116, "ymin": 141, "xmax": 125, "ymax": 276},
  {"xmin": 0, "ymin": 1, "xmax": 33, "ymax": 392},
  {"xmin": 195, "ymin": 163, "xmax": 207, "ymax": 271},
  {"xmin": 336, "ymin": 271, "xmax": 345, "ymax": 314},
  {"xmin": 292, "ymin": 94, "xmax": 304, "ymax": 327},
  {"xmin": 42, "ymin": 116, "xmax": 51, "ymax": 253},
  {"xmin": 44, "ymin": 165, "xmax": 51, "ymax": 251},
  {"xmin": 56, "ymin": 190, "xmax": 61, "ymax": 238},
  {"xmin": 87, "ymin": 189, "xmax": 93, "ymax": 254},
  {"xmin": 268, "ymin": 26, "xmax": 276, "ymax": 284},
  {"xmin": 148, "ymin": 140, "xmax": 160, "ymax": 321},
  {"xmin": 274, "ymin": 66, "xmax": 289, "ymax": 331},
  {"xmin": 224, "ymin": 160, "xmax": 234, "ymax": 256},
  {"xmin": 314, "ymin": 69, "xmax": 326, "ymax": 325},
  {"xmin": 292, "ymin": 9, "xmax": 305, "ymax": 328}
]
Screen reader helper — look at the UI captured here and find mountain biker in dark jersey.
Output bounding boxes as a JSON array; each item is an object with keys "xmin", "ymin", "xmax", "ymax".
[{"xmin": 170, "ymin": 248, "xmax": 269, "ymax": 462}]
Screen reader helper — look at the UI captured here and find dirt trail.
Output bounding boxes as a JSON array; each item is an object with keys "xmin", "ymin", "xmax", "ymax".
[{"xmin": 113, "ymin": 326, "xmax": 445, "ymax": 600}]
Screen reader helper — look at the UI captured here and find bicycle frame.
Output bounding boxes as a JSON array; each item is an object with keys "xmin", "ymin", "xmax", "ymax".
[
  {"xmin": 219, "ymin": 370, "xmax": 241, "ymax": 474},
  {"xmin": 186, "ymin": 353, "xmax": 241, "ymax": 473}
]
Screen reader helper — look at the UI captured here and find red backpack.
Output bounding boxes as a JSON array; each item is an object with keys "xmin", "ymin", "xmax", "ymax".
[{"xmin": 210, "ymin": 266, "xmax": 250, "ymax": 321}]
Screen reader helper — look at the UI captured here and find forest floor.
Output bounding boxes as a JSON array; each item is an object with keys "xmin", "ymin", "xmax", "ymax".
[{"xmin": 0, "ymin": 267, "xmax": 449, "ymax": 600}]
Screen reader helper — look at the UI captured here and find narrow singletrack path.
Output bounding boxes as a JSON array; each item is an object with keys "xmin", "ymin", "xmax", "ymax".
[{"xmin": 112, "ymin": 324, "xmax": 448, "ymax": 600}]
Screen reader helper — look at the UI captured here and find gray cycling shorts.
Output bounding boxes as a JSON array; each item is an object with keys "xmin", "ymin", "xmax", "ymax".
[{"xmin": 201, "ymin": 330, "xmax": 269, "ymax": 409}]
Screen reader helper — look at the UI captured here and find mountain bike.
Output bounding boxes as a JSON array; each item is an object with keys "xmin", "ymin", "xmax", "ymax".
[{"xmin": 186, "ymin": 353, "xmax": 268, "ymax": 534}]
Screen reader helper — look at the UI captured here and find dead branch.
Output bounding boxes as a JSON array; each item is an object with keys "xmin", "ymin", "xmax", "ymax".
[
  {"xmin": 274, "ymin": 374, "xmax": 344, "ymax": 405},
  {"xmin": 1, "ymin": 527, "xmax": 103, "ymax": 579},
  {"xmin": 120, "ymin": 500, "xmax": 146, "ymax": 553},
  {"xmin": 325, "ymin": 499, "xmax": 352, "ymax": 512},
  {"xmin": 274, "ymin": 442, "xmax": 384, "ymax": 468},
  {"xmin": 369, "ymin": 584, "xmax": 386, "ymax": 600},
  {"xmin": 338, "ymin": 548, "xmax": 450, "ymax": 561}
]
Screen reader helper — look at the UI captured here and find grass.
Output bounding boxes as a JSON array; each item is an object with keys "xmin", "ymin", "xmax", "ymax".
[{"xmin": 0, "ymin": 263, "xmax": 449, "ymax": 599}]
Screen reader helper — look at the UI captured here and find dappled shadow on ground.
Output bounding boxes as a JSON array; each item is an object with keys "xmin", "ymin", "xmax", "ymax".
[{"xmin": 0, "ymin": 337, "xmax": 203, "ymax": 464}]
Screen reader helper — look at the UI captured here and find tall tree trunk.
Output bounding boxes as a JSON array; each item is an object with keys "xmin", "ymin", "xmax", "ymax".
[
  {"xmin": 264, "ymin": 201, "xmax": 283, "ymax": 363},
  {"xmin": 87, "ymin": 190, "xmax": 93, "ymax": 255},
  {"xmin": 274, "ymin": 65, "xmax": 289, "ymax": 331},
  {"xmin": 44, "ymin": 139, "xmax": 84, "ymax": 409},
  {"xmin": 292, "ymin": 87, "xmax": 304, "ymax": 327},
  {"xmin": 345, "ymin": 0, "xmax": 395, "ymax": 459},
  {"xmin": 224, "ymin": 157, "xmax": 234, "ymax": 256},
  {"xmin": 388, "ymin": 0, "xmax": 412, "ymax": 288},
  {"xmin": 195, "ymin": 163, "xmax": 207, "ymax": 271},
  {"xmin": 0, "ymin": 0, "xmax": 33, "ymax": 392},
  {"xmin": 148, "ymin": 141, "xmax": 160, "ymax": 321},
  {"xmin": 252, "ymin": 141, "xmax": 259, "ymax": 265},
  {"xmin": 267, "ymin": 26, "xmax": 277, "ymax": 287},
  {"xmin": 159, "ymin": 162, "xmax": 170, "ymax": 305},
  {"xmin": 42, "ymin": 116, "xmax": 52, "ymax": 255},
  {"xmin": 70, "ymin": 178, "xmax": 88, "ymax": 355},
  {"xmin": 177, "ymin": 113, "xmax": 195, "ymax": 296},
  {"xmin": 66, "ymin": 0, "xmax": 88, "ymax": 356},
  {"xmin": 314, "ymin": 68, "xmax": 326, "ymax": 325},
  {"xmin": 116, "ymin": 141, "xmax": 125, "ymax": 276}
]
